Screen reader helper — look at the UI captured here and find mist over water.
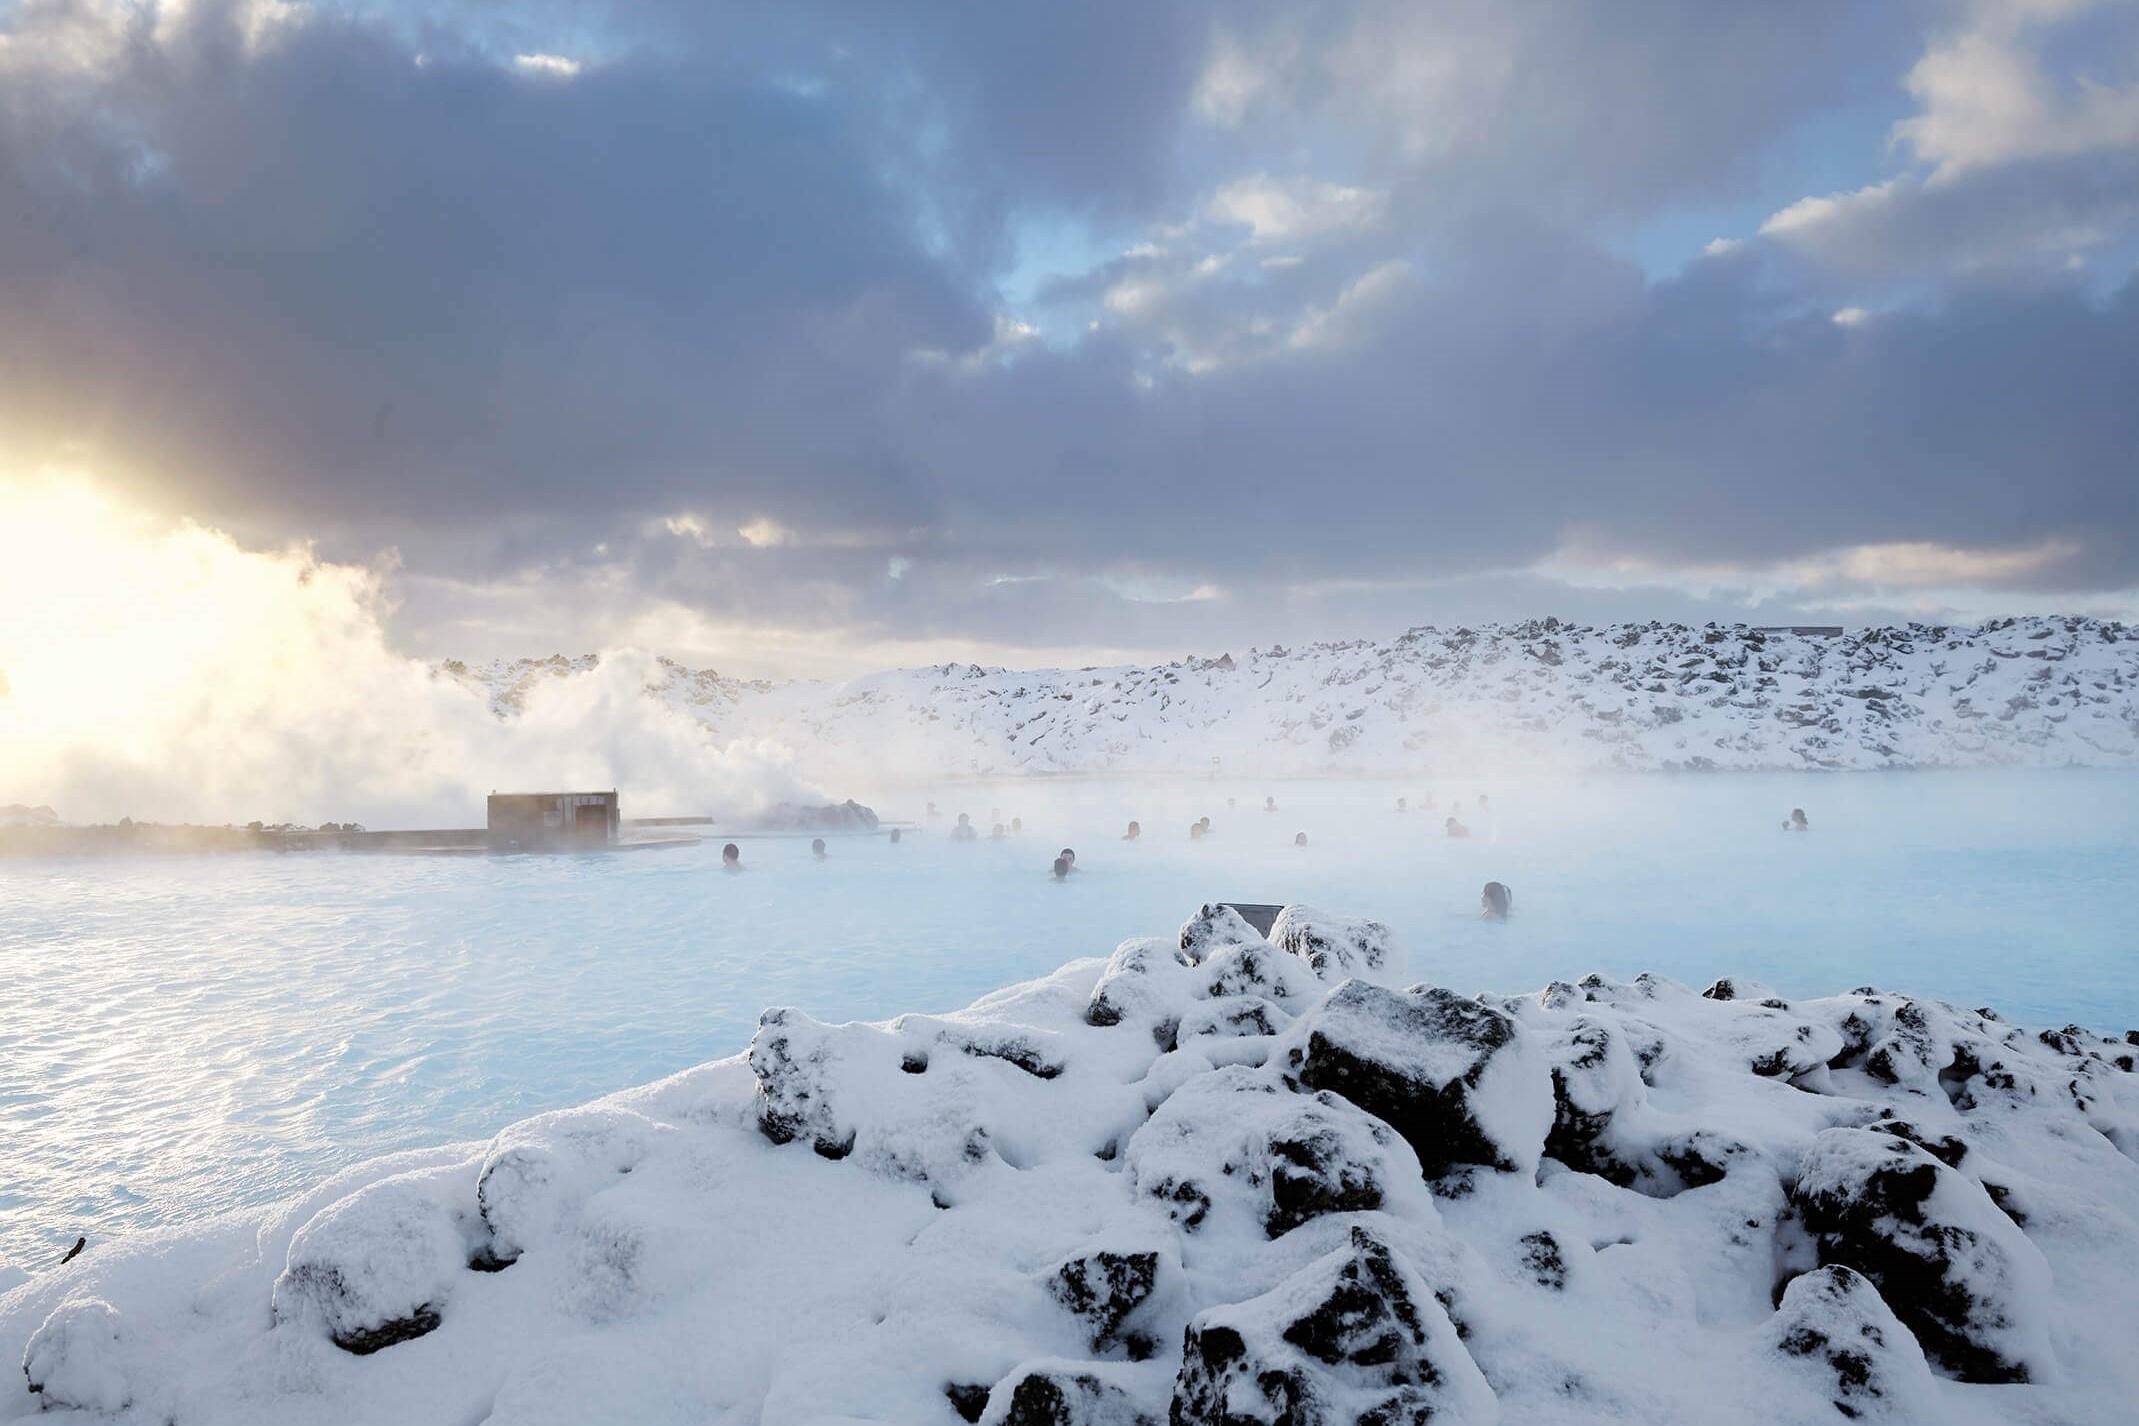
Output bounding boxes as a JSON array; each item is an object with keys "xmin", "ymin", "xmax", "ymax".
[{"xmin": 2, "ymin": 768, "xmax": 2131, "ymax": 1270}]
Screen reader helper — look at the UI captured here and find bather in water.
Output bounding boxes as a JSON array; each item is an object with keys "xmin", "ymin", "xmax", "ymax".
[
  {"xmin": 1123, "ymin": 820, "xmax": 1141, "ymax": 841},
  {"xmin": 1481, "ymin": 881, "xmax": 1512, "ymax": 919},
  {"xmin": 811, "ymin": 838, "xmax": 827, "ymax": 859},
  {"xmin": 1051, "ymin": 856, "xmax": 1070, "ymax": 880},
  {"xmin": 1783, "ymin": 807, "xmax": 1809, "ymax": 831},
  {"xmin": 1059, "ymin": 847, "xmax": 1077, "ymax": 869},
  {"xmin": 888, "ymin": 828, "xmax": 902, "ymax": 845},
  {"xmin": 1396, "ymin": 796, "xmax": 1407, "ymax": 813},
  {"xmin": 1445, "ymin": 816, "xmax": 1470, "ymax": 839},
  {"xmin": 1264, "ymin": 796, "xmax": 1277, "ymax": 813},
  {"xmin": 1294, "ymin": 831, "xmax": 1308, "ymax": 847},
  {"xmin": 721, "ymin": 842, "xmax": 742, "ymax": 870},
  {"xmin": 951, "ymin": 813, "xmax": 977, "ymax": 842}
]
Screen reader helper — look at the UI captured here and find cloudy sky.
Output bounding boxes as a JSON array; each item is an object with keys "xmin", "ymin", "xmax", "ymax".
[{"xmin": 3, "ymin": 0, "xmax": 2135, "ymax": 677}]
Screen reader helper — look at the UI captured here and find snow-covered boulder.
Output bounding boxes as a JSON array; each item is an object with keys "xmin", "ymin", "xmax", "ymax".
[
  {"xmin": 1267, "ymin": 905, "xmax": 1397, "ymax": 983},
  {"xmin": 21, "ymin": 1298, "xmax": 128, "ymax": 1411},
  {"xmin": 1086, "ymin": 937, "xmax": 1199, "ymax": 1037},
  {"xmin": 1540, "ymin": 1015, "xmax": 1758, "ymax": 1196},
  {"xmin": 1282, "ymin": 981, "xmax": 1552, "ymax": 1178},
  {"xmin": 750, "ymin": 1006, "xmax": 1082, "ymax": 1187},
  {"xmin": 1178, "ymin": 903, "xmax": 1264, "ymax": 962},
  {"xmin": 1125, "ymin": 1067, "xmax": 1431, "ymax": 1240},
  {"xmin": 1789, "ymin": 1127, "xmax": 2054, "ymax": 1383},
  {"xmin": 475, "ymin": 1104, "xmax": 669, "ymax": 1263},
  {"xmin": 271, "ymin": 1168, "xmax": 477, "ymax": 1354},
  {"xmin": 978, "ymin": 1359, "xmax": 1164, "ymax": 1426},
  {"xmin": 1170, "ymin": 1227, "xmax": 1494, "ymax": 1426},
  {"xmin": 1200, "ymin": 937, "xmax": 1324, "ymax": 1011},
  {"xmin": 1761, "ymin": 1266, "xmax": 1938, "ymax": 1420}
]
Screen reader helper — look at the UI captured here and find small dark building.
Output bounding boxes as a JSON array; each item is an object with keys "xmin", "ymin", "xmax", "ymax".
[{"xmin": 487, "ymin": 791, "xmax": 619, "ymax": 850}]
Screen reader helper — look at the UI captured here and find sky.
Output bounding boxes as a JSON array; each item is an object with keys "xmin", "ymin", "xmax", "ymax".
[{"xmin": 2, "ymin": 0, "xmax": 2136, "ymax": 679}]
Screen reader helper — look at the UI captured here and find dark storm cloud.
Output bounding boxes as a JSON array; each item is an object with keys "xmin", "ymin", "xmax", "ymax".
[{"xmin": 2, "ymin": 0, "xmax": 2136, "ymax": 665}]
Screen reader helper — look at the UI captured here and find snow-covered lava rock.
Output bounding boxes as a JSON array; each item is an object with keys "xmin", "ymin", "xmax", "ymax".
[
  {"xmin": 445, "ymin": 616, "xmax": 2139, "ymax": 778},
  {"xmin": 5, "ymin": 904, "xmax": 2138, "ymax": 1424}
]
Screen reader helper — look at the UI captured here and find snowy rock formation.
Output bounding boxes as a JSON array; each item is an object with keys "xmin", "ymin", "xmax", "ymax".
[
  {"xmin": 446, "ymin": 616, "xmax": 2139, "ymax": 778},
  {"xmin": 6, "ymin": 904, "xmax": 2138, "ymax": 1424}
]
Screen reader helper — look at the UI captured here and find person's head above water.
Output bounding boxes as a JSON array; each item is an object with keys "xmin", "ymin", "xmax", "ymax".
[
  {"xmin": 889, "ymin": 828, "xmax": 901, "ymax": 844},
  {"xmin": 1197, "ymin": 816, "xmax": 1211, "ymax": 830},
  {"xmin": 1396, "ymin": 797, "xmax": 1407, "ymax": 811},
  {"xmin": 1011, "ymin": 817, "xmax": 1022, "ymax": 834},
  {"xmin": 1124, "ymin": 820, "xmax": 1140, "ymax": 840},
  {"xmin": 1059, "ymin": 847, "xmax": 1076, "ymax": 866},
  {"xmin": 811, "ymin": 838, "xmax": 826, "ymax": 857},
  {"xmin": 1189, "ymin": 822, "xmax": 1205, "ymax": 840},
  {"xmin": 721, "ymin": 842, "xmax": 740, "ymax": 866},
  {"xmin": 1052, "ymin": 856, "xmax": 1070, "ymax": 880},
  {"xmin": 1264, "ymin": 796, "xmax": 1276, "ymax": 811},
  {"xmin": 1481, "ymin": 881, "xmax": 1512, "ymax": 919},
  {"xmin": 956, "ymin": 812, "xmax": 971, "ymax": 826},
  {"xmin": 1294, "ymin": 831, "xmax": 1308, "ymax": 847}
]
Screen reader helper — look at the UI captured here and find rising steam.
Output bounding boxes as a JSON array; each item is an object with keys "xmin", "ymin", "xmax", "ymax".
[{"xmin": 0, "ymin": 478, "xmax": 820, "ymax": 827}]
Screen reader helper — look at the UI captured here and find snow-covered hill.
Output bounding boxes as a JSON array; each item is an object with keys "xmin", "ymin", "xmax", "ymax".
[
  {"xmin": 445, "ymin": 617, "xmax": 2139, "ymax": 781},
  {"xmin": 7, "ymin": 902, "xmax": 2135, "ymax": 1424}
]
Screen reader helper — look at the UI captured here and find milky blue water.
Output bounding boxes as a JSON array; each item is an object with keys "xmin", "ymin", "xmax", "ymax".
[{"xmin": 2, "ymin": 770, "xmax": 2133, "ymax": 1268}]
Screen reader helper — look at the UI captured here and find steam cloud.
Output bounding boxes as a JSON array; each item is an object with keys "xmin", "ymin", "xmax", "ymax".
[{"xmin": 0, "ymin": 479, "xmax": 821, "ymax": 827}]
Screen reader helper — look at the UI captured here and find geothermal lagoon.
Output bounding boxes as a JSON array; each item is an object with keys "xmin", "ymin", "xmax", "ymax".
[{"xmin": 2, "ymin": 769, "xmax": 2131, "ymax": 1271}]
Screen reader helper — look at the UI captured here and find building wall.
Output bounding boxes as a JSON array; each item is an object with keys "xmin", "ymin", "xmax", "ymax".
[{"xmin": 487, "ymin": 792, "xmax": 619, "ymax": 849}]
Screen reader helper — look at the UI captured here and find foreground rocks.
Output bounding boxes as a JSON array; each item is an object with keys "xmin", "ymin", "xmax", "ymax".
[{"xmin": 6, "ymin": 902, "xmax": 2137, "ymax": 1426}]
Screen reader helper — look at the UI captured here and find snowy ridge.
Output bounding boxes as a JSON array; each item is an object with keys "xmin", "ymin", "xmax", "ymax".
[
  {"xmin": 446, "ymin": 617, "xmax": 2139, "ymax": 779},
  {"xmin": 6, "ymin": 903, "xmax": 2137, "ymax": 1424}
]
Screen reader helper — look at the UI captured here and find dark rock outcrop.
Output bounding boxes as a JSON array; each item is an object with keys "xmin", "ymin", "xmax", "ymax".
[
  {"xmin": 1788, "ymin": 1128, "xmax": 2052, "ymax": 1383},
  {"xmin": 1169, "ymin": 1228, "xmax": 1492, "ymax": 1425},
  {"xmin": 1051, "ymin": 1248, "xmax": 1163, "ymax": 1355},
  {"xmin": 989, "ymin": 1363, "xmax": 1158, "ymax": 1425},
  {"xmin": 1285, "ymin": 981, "xmax": 1550, "ymax": 1178}
]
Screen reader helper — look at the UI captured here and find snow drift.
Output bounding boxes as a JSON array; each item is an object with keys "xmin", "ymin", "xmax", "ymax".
[
  {"xmin": 454, "ymin": 617, "xmax": 2139, "ymax": 782},
  {"xmin": 5, "ymin": 903, "xmax": 2137, "ymax": 1424}
]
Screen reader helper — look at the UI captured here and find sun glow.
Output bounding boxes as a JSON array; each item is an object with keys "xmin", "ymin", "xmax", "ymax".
[{"xmin": 0, "ymin": 473, "xmax": 817, "ymax": 825}]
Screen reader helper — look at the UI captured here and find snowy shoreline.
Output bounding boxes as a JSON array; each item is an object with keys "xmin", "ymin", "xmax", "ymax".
[{"xmin": 6, "ymin": 903, "xmax": 2137, "ymax": 1424}]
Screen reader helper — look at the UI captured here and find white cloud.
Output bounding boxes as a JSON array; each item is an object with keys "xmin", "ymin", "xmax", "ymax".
[
  {"xmin": 1897, "ymin": 27, "xmax": 2139, "ymax": 179},
  {"xmin": 737, "ymin": 517, "xmax": 794, "ymax": 549},
  {"xmin": 512, "ymin": 53, "xmax": 583, "ymax": 80},
  {"xmin": 1205, "ymin": 176, "xmax": 1388, "ymax": 244},
  {"xmin": 1192, "ymin": 29, "xmax": 1279, "ymax": 127},
  {"xmin": 1288, "ymin": 260, "xmax": 1414, "ymax": 352},
  {"xmin": 1758, "ymin": 2, "xmax": 2139, "ymax": 278},
  {"xmin": 1831, "ymin": 306, "xmax": 1870, "ymax": 327},
  {"xmin": 1760, "ymin": 180, "xmax": 1901, "ymax": 242}
]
